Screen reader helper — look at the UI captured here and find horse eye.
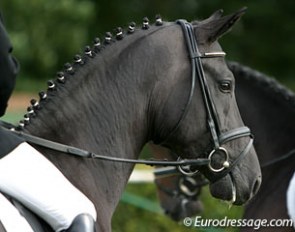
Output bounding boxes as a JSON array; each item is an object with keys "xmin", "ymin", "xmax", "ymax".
[{"xmin": 219, "ymin": 81, "xmax": 232, "ymax": 93}]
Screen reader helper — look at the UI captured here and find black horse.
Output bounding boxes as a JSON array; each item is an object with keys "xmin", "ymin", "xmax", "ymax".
[
  {"xmin": 154, "ymin": 61, "xmax": 295, "ymax": 231},
  {"xmin": 235, "ymin": 63, "xmax": 295, "ymax": 232},
  {"xmin": 0, "ymin": 10, "xmax": 261, "ymax": 231}
]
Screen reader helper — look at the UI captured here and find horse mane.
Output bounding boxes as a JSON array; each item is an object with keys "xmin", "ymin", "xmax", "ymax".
[
  {"xmin": 18, "ymin": 16, "xmax": 165, "ymax": 130},
  {"xmin": 228, "ymin": 61, "xmax": 295, "ymax": 111}
]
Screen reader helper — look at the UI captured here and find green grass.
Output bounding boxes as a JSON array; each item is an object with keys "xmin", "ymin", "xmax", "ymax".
[{"xmin": 113, "ymin": 183, "xmax": 243, "ymax": 232}]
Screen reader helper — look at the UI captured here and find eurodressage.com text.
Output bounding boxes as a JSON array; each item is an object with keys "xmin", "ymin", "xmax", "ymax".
[{"xmin": 183, "ymin": 216, "xmax": 294, "ymax": 230}]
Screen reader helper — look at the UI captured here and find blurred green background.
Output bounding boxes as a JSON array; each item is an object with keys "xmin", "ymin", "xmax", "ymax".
[
  {"xmin": 1, "ymin": 0, "xmax": 295, "ymax": 231},
  {"xmin": 1, "ymin": 0, "xmax": 295, "ymax": 89}
]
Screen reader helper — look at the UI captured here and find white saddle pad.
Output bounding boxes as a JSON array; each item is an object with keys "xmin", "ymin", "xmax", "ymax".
[{"xmin": 0, "ymin": 142, "xmax": 96, "ymax": 231}]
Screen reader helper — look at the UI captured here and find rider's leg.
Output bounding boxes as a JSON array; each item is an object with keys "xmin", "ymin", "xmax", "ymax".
[{"xmin": 0, "ymin": 142, "xmax": 97, "ymax": 231}]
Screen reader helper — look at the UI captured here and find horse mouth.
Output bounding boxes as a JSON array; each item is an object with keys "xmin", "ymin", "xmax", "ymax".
[{"xmin": 209, "ymin": 174, "xmax": 249, "ymax": 205}]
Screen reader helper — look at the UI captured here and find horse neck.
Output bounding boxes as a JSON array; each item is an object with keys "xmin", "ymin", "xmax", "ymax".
[
  {"xmin": 234, "ymin": 65, "xmax": 295, "ymax": 166},
  {"xmin": 22, "ymin": 23, "xmax": 183, "ymax": 221},
  {"xmin": 234, "ymin": 64, "xmax": 295, "ymax": 219},
  {"xmin": 25, "ymin": 27, "xmax": 169, "ymax": 157}
]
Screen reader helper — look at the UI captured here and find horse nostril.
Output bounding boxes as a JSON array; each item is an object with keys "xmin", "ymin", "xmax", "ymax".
[{"xmin": 252, "ymin": 176, "xmax": 261, "ymax": 196}]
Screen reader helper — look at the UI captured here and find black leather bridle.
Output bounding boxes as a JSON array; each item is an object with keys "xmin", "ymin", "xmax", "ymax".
[
  {"xmin": 1, "ymin": 20, "xmax": 254, "ymax": 183},
  {"xmin": 167, "ymin": 20, "xmax": 254, "ymax": 182}
]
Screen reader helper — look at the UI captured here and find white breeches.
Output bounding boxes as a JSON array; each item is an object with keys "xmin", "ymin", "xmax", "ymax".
[{"xmin": 0, "ymin": 142, "xmax": 97, "ymax": 231}]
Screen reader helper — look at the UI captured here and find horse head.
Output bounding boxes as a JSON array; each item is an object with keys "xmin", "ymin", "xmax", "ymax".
[{"xmin": 151, "ymin": 8, "xmax": 261, "ymax": 205}]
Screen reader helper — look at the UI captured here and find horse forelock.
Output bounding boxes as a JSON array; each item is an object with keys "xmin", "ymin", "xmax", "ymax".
[{"xmin": 228, "ymin": 61, "xmax": 295, "ymax": 111}]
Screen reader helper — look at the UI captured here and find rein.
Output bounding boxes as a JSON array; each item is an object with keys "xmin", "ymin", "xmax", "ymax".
[
  {"xmin": 154, "ymin": 148, "xmax": 295, "ymax": 180},
  {"xmin": 154, "ymin": 148, "xmax": 295, "ymax": 199},
  {"xmin": 0, "ymin": 122, "xmax": 209, "ymax": 167},
  {"xmin": 261, "ymin": 148, "xmax": 295, "ymax": 168},
  {"xmin": 1, "ymin": 20, "xmax": 252, "ymax": 180}
]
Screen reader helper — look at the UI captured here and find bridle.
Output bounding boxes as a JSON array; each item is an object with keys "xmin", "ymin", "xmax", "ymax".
[
  {"xmin": 1, "ymin": 20, "xmax": 253, "ymax": 183},
  {"xmin": 163, "ymin": 19, "xmax": 254, "ymax": 182},
  {"xmin": 151, "ymin": 20, "xmax": 295, "ymax": 203},
  {"xmin": 154, "ymin": 149, "xmax": 295, "ymax": 200}
]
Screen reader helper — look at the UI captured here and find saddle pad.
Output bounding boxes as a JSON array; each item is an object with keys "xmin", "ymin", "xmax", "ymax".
[
  {"xmin": 0, "ymin": 142, "xmax": 96, "ymax": 231},
  {"xmin": 0, "ymin": 192, "xmax": 33, "ymax": 232}
]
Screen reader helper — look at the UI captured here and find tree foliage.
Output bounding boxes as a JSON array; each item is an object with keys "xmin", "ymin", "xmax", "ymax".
[
  {"xmin": 1, "ymin": 0, "xmax": 295, "ymax": 85},
  {"xmin": 0, "ymin": 0, "xmax": 96, "ymax": 82}
]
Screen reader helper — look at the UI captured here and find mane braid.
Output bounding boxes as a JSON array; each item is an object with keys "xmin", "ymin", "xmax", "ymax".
[
  {"xmin": 228, "ymin": 61, "xmax": 295, "ymax": 110},
  {"xmin": 16, "ymin": 15, "xmax": 165, "ymax": 131}
]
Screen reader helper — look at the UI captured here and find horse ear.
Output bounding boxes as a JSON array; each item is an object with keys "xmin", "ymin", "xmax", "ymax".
[
  {"xmin": 204, "ymin": 9, "xmax": 224, "ymax": 22},
  {"xmin": 195, "ymin": 7, "xmax": 247, "ymax": 43}
]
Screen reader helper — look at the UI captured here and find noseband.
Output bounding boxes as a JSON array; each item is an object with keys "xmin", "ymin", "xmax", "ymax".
[
  {"xmin": 164, "ymin": 20, "xmax": 254, "ymax": 182},
  {"xmin": 0, "ymin": 20, "xmax": 253, "ymax": 184}
]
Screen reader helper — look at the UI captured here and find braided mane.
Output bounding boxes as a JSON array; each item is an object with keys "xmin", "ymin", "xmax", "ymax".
[{"xmin": 18, "ymin": 15, "xmax": 164, "ymax": 130}]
